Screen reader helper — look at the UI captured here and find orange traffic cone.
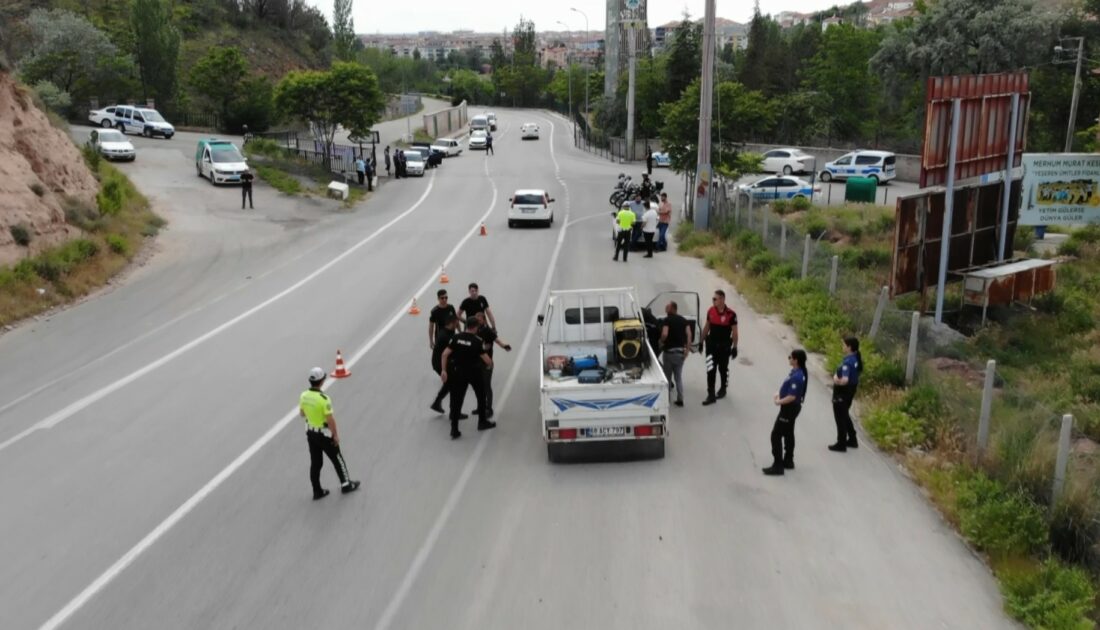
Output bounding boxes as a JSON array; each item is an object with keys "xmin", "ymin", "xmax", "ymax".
[
  {"xmin": 479, "ymin": 222, "xmax": 487, "ymax": 236},
  {"xmin": 408, "ymin": 298, "xmax": 421, "ymax": 315},
  {"xmin": 332, "ymin": 350, "xmax": 351, "ymax": 378},
  {"xmin": 440, "ymin": 266, "xmax": 449, "ymax": 284}
]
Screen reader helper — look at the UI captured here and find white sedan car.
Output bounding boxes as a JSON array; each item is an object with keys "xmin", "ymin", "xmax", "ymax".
[
  {"xmin": 402, "ymin": 149, "xmax": 426, "ymax": 176},
  {"xmin": 738, "ymin": 176, "xmax": 819, "ymax": 201},
  {"xmin": 508, "ymin": 189, "xmax": 555, "ymax": 228},
  {"xmin": 469, "ymin": 130, "xmax": 488, "ymax": 150},
  {"xmin": 761, "ymin": 148, "xmax": 815, "ymax": 175},
  {"xmin": 87, "ymin": 128, "xmax": 135, "ymax": 161},
  {"xmin": 521, "ymin": 123, "xmax": 539, "ymax": 140},
  {"xmin": 431, "ymin": 138, "xmax": 462, "ymax": 157}
]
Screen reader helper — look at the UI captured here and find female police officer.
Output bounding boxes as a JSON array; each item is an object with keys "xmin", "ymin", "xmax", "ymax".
[
  {"xmin": 829, "ymin": 336, "xmax": 863, "ymax": 452},
  {"xmin": 763, "ymin": 349, "xmax": 808, "ymax": 476}
]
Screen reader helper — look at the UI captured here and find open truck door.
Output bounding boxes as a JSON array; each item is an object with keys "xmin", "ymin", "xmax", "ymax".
[{"xmin": 642, "ymin": 291, "xmax": 703, "ymax": 358}]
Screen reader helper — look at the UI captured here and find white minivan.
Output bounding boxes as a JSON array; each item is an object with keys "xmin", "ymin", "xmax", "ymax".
[
  {"xmin": 470, "ymin": 115, "xmax": 490, "ymax": 132},
  {"xmin": 820, "ymin": 150, "xmax": 896, "ymax": 183}
]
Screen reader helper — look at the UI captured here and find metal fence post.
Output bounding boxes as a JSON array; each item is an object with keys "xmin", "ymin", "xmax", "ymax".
[
  {"xmin": 869, "ymin": 286, "xmax": 888, "ymax": 339},
  {"xmin": 734, "ymin": 191, "xmax": 741, "ymax": 226},
  {"xmin": 905, "ymin": 311, "xmax": 920, "ymax": 385},
  {"xmin": 780, "ymin": 222, "xmax": 788, "ymax": 259},
  {"xmin": 762, "ymin": 204, "xmax": 769, "ymax": 241},
  {"xmin": 801, "ymin": 235, "xmax": 811, "ymax": 279},
  {"xmin": 748, "ymin": 195, "xmax": 754, "ymax": 230},
  {"xmin": 829, "ymin": 255, "xmax": 839, "ymax": 294},
  {"xmin": 977, "ymin": 360, "xmax": 996, "ymax": 456},
  {"xmin": 1053, "ymin": 414, "xmax": 1074, "ymax": 501}
]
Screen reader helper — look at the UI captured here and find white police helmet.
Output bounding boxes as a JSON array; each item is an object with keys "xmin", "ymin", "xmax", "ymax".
[{"xmin": 309, "ymin": 367, "xmax": 326, "ymax": 383}]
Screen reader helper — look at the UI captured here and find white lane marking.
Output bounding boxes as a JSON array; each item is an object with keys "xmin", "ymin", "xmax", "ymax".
[
  {"xmin": 0, "ymin": 242, "xmax": 324, "ymax": 421},
  {"xmin": 372, "ymin": 113, "xmax": 569, "ymax": 630},
  {"xmin": 1, "ymin": 172, "xmax": 435, "ymax": 454},
  {"xmin": 37, "ymin": 156, "xmax": 503, "ymax": 630}
]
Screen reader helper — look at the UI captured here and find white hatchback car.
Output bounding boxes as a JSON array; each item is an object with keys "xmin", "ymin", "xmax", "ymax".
[
  {"xmin": 402, "ymin": 148, "xmax": 426, "ymax": 176},
  {"xmin": 88, "ymin": 128, "xmax": 135, "ymax": 161},
  {"xmin": 431, "ymin": 138, "xmax": 462, "ymax": 157},
  {"xmin": 762, "ymin": 148, "xmax": 815, "ymax": 175},
  {"xmin": 508, "ymin": 189, "xmax": 555, "ymax": 228},
  {"xmin": 469, "ymin": 130, "xmax": 488, "ymax": 150},
  {"xmin": 521, "ymin": 123, "xmax": 540, "ymax": 140}
]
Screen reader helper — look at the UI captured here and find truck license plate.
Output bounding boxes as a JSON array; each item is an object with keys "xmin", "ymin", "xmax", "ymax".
[{"xmin": 586, "ymin": 426, "xmax": 628, "ymax": 438}]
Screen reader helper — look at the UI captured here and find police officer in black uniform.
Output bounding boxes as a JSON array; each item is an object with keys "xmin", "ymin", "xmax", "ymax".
[
  {"xmin": 473, "ymin": 311, "xmax": 512, "ymax": 418},
  {"xmin": 441, "ymin": 317, "xmax": 496, "ymax": 439},
  {"xmin": 430, "ymin": 315, "xmax": 465, "ymax": 415}
]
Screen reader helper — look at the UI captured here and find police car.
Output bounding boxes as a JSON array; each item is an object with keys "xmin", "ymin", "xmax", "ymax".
[
  {"xmin": 738, "ymin": 176, "xmax": 820, "ymax": 201},
  {"xmin": 651, "ymin": 151, "xmax": 671, "ymax": 167},
  {"xmin": 820, "ymin": 150, "xmax": 896, "ymax": 183}
]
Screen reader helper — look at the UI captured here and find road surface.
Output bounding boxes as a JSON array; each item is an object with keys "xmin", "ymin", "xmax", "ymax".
[{"xmin": 0, "ymin": 108, "xmax": 1014, "ymax": 630}]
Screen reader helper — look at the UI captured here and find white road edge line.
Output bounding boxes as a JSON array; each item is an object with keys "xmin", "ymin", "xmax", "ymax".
[
  {"xmin": 372, "ymin": 114, "xmax": 569, "ymax": 630},
  {"xmin": 38, "ymin": 152, "xmax": 506, "ymax": 630},
  {"xmin": 2, "ymin": 174, "xmax": 440, "ymax": 455}
]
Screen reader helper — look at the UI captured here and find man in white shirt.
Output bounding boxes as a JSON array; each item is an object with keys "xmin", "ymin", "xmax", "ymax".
[{"xmin": 641, "ymin": 201, "xmax": 659, "ymax": 258}]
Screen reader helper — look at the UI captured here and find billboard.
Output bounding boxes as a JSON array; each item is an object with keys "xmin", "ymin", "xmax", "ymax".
[
  {"xmin": 891, "ymin": 180, "xmax": 1021, "ymax": 297},
  {"xmin": 1019, "ymin": 153, "xmax": 1100, "ymax": 226},
  {"xmin": 921, "ymin": 73, "xmax": 1030, "ymax": 188}
]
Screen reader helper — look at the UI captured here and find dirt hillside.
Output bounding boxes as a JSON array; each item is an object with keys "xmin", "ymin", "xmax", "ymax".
[{"xmin": 0, "ymin": 71, "xmax": 99, "ymax": 267}]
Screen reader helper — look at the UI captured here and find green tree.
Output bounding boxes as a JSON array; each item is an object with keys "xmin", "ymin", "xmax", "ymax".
[
  {"xmin": 659, "ymin": 78, "xmax": 776, "ymax": 172},
  {"xmin": 130, "ymin": 0, "xmax": 180, "ymax": 106},
  {"xmin": 738, "ymin": 10, "xmax": 788, "ymax": 96},
  {"xmin": 189, "ymin": 46, "xmax": 247, "ymax": 125},
  {"xmin": 665, "ymin": 18, "xmax": 701, "ymax": 99},
  {"xmin": 274, "ymin": 62, "xmax": 384, "ymax": 167},
  {"xmin": 803, "ymin": 23, "xmax": 883, "ymax": 143},
  {"xmin": 449, "ymin": 68, "xmax": 492, "ymax": 105},
  {"xmin": 332, "ymin": 0, "xmax": 356, "ymax": 62},
  {"xmin": 18, "ymin": 8, "xmax": 135, "ymax": 103}
]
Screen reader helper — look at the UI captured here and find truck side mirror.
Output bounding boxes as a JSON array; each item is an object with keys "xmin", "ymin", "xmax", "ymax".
[{"xmin": 537, "ymin": 315, "xmax": 545, "ymax": 326}]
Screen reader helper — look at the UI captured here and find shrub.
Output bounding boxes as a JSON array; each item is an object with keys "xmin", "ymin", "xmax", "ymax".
[
  {"xmin": 802, "ymin": 210, "xmax": 828, "ymax": 238},
  {"xmin": 865, "ymin": 406, "xmax": 927, "ymax": 451},
  {"xmin": 703, "ymin": 251, "xmax": 723, "ymax": 269},
  {"xmin": 1001, "ymin": 558, "xmax": 1096, "ymax": 630},
  {"xmin": 80, "ymin": 144, "xmax": 101, "ymax": 171},
  {"xmin": 747, "ymin": 252, "xmax": 776, "ymax": 275},
  {"xmin": 956, "ymin": 473, "xmax": 1048, "ymax": 557},
  {"xmin": 791, "ymin": 196, "xmax": 812, "ymax": 212},
  {"xmin": 862, "ymin": 353, "xmax": 906, "ymax": 388},
  {"xmin": 96, "ymin": 177, "xmax": 125, "ymax": 216},
  {"xmin": 734, "ymin": 231, "xmax": 765, "ymax": 256},
  {"xmin": 13, "ymin": 259, "xmax": 36, "ymax": 282},
  {"xmin": 900, "ymin": 385, "xmax": 945, "ymax": 421},
  {"xmin": 770, "ymin": 199, "xmax": 790, "ymax": 214},
  {"xmin": 678, "ymin": 228, "xmax": 715, "ymax": 252},
  {"xmin": 10, "ymin": 224, "xmax": 31, "ymax": 247},
  {"xmin": 32, "ymin": 80, "xmax": 71, "ymax": 114},
  {"xmin": 839, "ymin": 246, "xmax": 891, "ymax": 270},
  {"xmin": 1014, "ymin": 226, "xmax": 1036, "ymax": 254},
  {"xmin": 765, "ymin": 263, "xmax": 797, "ymax": 291},
  {"xmin": 105, "ymin": 234, "xmax": 130, "ymax": 256},
  {"xmin": 33, "ymin": 258, "xmax": 60, "ymax": 282},
  {"xmin": 63, "ymin": 197, "xmax": 102, "ymax": 231},
  {"xmin": 1059, "ymin": 238, "xmax": 1083, "ymax": 258},
  {"xmin": 29, "ymin": 183, "xmax": 46, "ymax": 197}
]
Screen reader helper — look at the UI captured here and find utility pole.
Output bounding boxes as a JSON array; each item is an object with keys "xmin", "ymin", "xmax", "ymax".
[
  {"xmin": 625, "ymin": 26, "xmax": 637, "ymax": 161},
  {"xmin": 693, "ymin": 0, "xmax": 716, "ymax": 229},
  {"xmin": 557, "ymin": 21, "xmax": 573, "ymax": 129},
  {"xmin": 570, "ymin": 7, "xmax": 589, "ymax": 127},
  {"xmin": 1062, "ymin": 36, "xmax": 1086, "ymax": 152}
]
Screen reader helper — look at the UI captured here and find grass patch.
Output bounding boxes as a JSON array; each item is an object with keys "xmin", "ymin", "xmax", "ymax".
[
  {"xmin": 0, "ymin": 158, "xmax": 162, "ymax": 327},
  {"xmin": 253, "ymin": 164, "xmax": 302, "ymax": 196}
]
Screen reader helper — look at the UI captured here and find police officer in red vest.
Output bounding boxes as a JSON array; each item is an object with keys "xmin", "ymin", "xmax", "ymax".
[{"xmin": 701, "ymin": 289, "xmax": 739, "ymax": 405}]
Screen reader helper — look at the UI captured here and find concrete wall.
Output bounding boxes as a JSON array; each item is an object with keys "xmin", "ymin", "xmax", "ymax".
[
  {"xmin": 740, "ymin": 142, "xmax": 922, "ymax": 183},
  {"xmin": 421, "ymin": 101, "xmax": 468, "ymax": 139}
]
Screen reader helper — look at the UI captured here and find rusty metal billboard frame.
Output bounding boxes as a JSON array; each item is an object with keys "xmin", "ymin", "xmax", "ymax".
[
  {"xmin": 921, "ymin": 73, "xmax": 1030, "ymax": 189},
  {"xmin": 890, "ymin": 180, "xmax": 1022, "ymax": 299}
]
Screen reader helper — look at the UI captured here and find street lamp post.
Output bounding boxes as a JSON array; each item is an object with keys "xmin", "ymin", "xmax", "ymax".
[
  {"xmin": 570, "ymin": 7, "xmax": 590, "ymax": 129},
  {"xmin": 557, "ymin": 21, "xmax": 573, "ymax": 128},
  {"xmin": 1057, "ymin": 37, "xmax": 1086, "ymax": 152}
]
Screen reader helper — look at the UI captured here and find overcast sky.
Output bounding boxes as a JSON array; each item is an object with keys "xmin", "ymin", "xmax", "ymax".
[{"xmin": 306, "ymin": 0, "xmax": 849, "ymax": 35}]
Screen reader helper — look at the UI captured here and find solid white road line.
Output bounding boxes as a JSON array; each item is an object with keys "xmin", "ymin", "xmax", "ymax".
[
  {"xmin": 38, "ymin": 145, "xmax": 506, "ymax": 630},
  {"xmin": 372, "ymin": 114, "xmax": 569, "ymax": 630},
  {"xmin": 1, "ymin": 174, "xmax": 439, "ymax": 455}
]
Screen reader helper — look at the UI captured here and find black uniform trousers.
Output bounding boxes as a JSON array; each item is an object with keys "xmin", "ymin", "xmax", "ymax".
[
  {"xmin": 481, "ymin": 365, "xmax": 494, "ymax": 412},
  {"xmin": 448, "ymin": 368, "xmax": 488, "ymax": 433},
  {"xmin": 307, "ymin": 430, "xmax": 349, "ymax": 495},
  {"xmin": 431, "ymin": 356, "xmax": 450, "ymax": 408},
  {"xmin": 770, "ymin": 403, "xmax": 802, "ymax": 466},
  {"xmin": 241, "ymin": 185, "xmax": 253, "ymax": 209},
  {"xmin": 705, "ymin": 340, "xmax": 732, "ymax": 396},
  {"xmin": 614, "ymin": 229, "xmax": 632, "ymax": 261},
  {"xmin": 832, "ymin": 389, "xmax": 858, "ymax": 445}
]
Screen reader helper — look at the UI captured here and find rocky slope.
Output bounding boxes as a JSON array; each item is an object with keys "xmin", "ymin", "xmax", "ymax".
[{"xmin": 0, "ymin": 71, "xmax": 99, "ymax": 267}]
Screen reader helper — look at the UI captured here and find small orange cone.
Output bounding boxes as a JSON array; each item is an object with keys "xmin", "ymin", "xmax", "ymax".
[
  {"xmin": 479, "ymin": 223, "xmax": 487, "ymax": 236},
  {"xmin": 332, "ymin": 350, "xmax": 351, "ymax": 378},
  {"xmin": 408, "ymin": 298, "xmax": 421, "ymax": 315},
  {"xmin": 440, "ymin": 266, "xmax": 449, "ymax": 284}
]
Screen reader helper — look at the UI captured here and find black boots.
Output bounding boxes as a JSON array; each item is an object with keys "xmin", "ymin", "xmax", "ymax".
[{"xmin": 762, "ymin": 463, "xmax": 785, "ymax": 476}]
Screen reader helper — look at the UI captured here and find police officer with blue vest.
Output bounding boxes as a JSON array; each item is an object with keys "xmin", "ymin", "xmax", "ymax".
[
  {"xmin": 763, "ymin": 349, "xmax": 808, "ymax": 476},
  {"xmin": 299, "ymin": 367, "xmax": 360, "ymax": 500},
  {"xmin": 829, "ymin": 336, "xmax": 863, "ymax": 452}
]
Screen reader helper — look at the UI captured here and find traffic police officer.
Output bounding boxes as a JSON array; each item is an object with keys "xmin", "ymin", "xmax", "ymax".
[
  {"xmin": 701, "ymin": 289, "xmax": 739, "ymax": 405},
  {"xmin": 441, "ymin": 317, "xmax": 496, "ymax": 439},
  {"xmin": 829, "ymin": 336, "xmax": 864, "ymax": 452},
  {"xmin": 299, "ymin": 367, "xmax": 360, "ymax": 500},
  {"xmin": 613, "ymin": 204, "xmax": 636, "ymax": 262},
  {"xmin": 763, "ymin": 349, "xmax": 808, "ymax": 476}
]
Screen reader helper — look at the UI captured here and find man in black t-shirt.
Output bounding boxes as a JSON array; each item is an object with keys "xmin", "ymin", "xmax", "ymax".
[
  {"xmin": 429, "ymin": 315, "xmax": 465, "ymax": 416},
  {"xmin": 441, "ymin": 317, "xmax": 496, "ymax": 439},
  {"xmin": 473, "ymin": 312, "xmax": 512, "ymax": 418},
  {"xmin": 429, "ymin": 289, "xmax": 457, "ymax": 352},
  {"xmin": 241, "ymin": 169, "xmax": 254, "ymax": 209},
  {"xmin": 659, "ymin": 301, "xmax": 693, "ymax": 407},
  {"xmin": 458, "ymin": 282, "xmax": 496, "ymax": 330}
]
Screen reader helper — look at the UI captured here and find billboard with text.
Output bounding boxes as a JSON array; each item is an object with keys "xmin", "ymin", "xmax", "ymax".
[{"xmin": 1019, "ymin": 153, "xmax": 1100, "ymax": 226}]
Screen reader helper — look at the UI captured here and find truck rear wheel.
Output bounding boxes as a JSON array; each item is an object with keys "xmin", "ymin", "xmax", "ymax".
[{"xmin": 547, "ymin": 442, "xmax": 567, "ymax": 463}]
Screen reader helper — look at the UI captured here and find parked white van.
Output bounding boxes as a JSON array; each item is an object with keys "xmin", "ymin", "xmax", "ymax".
[
  {"xmin": 820, "ymin": 150, "xmax": 896, "ymax": 183},
  {"xmin": 470, "ymin": 115, "xmax": 490, "ymax": 132}
]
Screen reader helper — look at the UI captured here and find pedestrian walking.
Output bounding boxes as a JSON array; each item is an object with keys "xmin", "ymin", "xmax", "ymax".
[
  {"xmin": 355, "ymin": 155, "xmax": 366, "ymax": 186},
  {"xmin": 240, "ymin": 169, "xmax": 254, "ymax": 209},
  {"xmin": 659, "ymin": 301, "xmax": 693, "ymax": 407},
  {"xmin": 473, "ymin": 311, "xmax": 512, "ymax": 418},
  {"xmin": 299, "ymin": 367, "xmax": 361, "ymax": 500},
  {"xmin": 701, "ymin": 289, "xmax": 738, "ymax": 405},
  {"xmin": 440, "ymin": 317, "xmax": 496, "ymax": 439},
  {"xmin": 384, "ymin": 146, "xmax": 392, "ymax": 177},
  {"xmin": 613, "ymin": 204, "xmax": 636, "ymax": 262},
  {"xmin": 485, "ymin": 132, "xmax": 494, "ymax": 156},
  {"xmin": 459, "ymin": 283, "xmax": 496, "ymax": 330},
  {"xmin": 763, "ymin": 349, "xmax": 809, "ymax": 476},
  {"xmin": 829, "ymin": 336, "xmax": 863, "ymax": 452},
  {"xmin": 657, "ymin": 192, "xmax": 672, "ymax": 251},
  {"xmin": 641, "ymin": 201, "xmax": 658, "ymax": 258}
]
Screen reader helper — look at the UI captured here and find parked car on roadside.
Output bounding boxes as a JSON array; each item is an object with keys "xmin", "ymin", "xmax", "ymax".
[
  {"xmin": 89, "ymin": 105, "xmax": 175, "ymax": 138},
  {"xmin": 761, "ymin": 148, "xmax": 815, "ymax": 175},
  {"xmin": 87, "ymin": 129, "xmax": 136, "ymax": 162},
  {"xmin": 195, "ymin": 138, "xmax": 248, "ymax": 184},
  {"xmin": 403, "ymin": 149, "xmax": 426, "ymax": 176},
  {"xmin": 738, "ymin": 176, "xmax": 820, "ymax": 201},
  {"xmin": 820, "ymin": 150, "xmax": 896, "ymax": 184},
  {"xmin": 651, "ymin": 151, "xmax": 671, "ymax": 167},
  {"xmin": 431, "ymin": 138, "xmax": 462, "ymax": 156},
  {"xmin": 487, "ymin": 112, "xmax": 498, "ymax": 131},
  {"xmin": 408, "ymin": 145, "xmax": 443, "ymax": 168}
]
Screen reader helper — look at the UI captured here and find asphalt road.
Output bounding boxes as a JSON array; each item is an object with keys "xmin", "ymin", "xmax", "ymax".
[{"xmin": 0, "ymin": 108, "xmax": 1014, "ymax": 630}]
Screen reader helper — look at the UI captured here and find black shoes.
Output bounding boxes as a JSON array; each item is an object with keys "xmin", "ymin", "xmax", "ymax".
[
  {"xmin": 430, "ymin": 401, "xmax": 444, "ymax": 414},
  {"xmin": 847, "ymin": 439, "xmax": 859, "ymax": 449},
  {"xmin": 674, "ymin": 399, "xmax": 684, "ymax": 407},
  {"xmin": 451, "ymin": 429, "xmax": 461, "ymax": 440},
  {"xmin": 701, "ymin": 397, "xmax": 717, "ymax": 406},
  {"xmin": 716, "ymin": 388, "xmax": 727, "ymax": 399},
  {"xmin": 783, "ymin": 461, "xmax": 795, "ymax": 470},
  {"xmin": 478, "ymin": 420, "xmax": 497, "ymax": 431},
  {"xmin": 828, "ymin": 443, "xmax": 847, "ymax": 452},
  {"xmin": 313, "ymin": 489, "xmax": 331, "ymax": 500},
  {"xmin": 762, "ymin": 464, "xmax": 785, "ymax": 476},
  {"xmin": 341, "ymin": 480, "xmax": 361, "ymax": 494}
]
